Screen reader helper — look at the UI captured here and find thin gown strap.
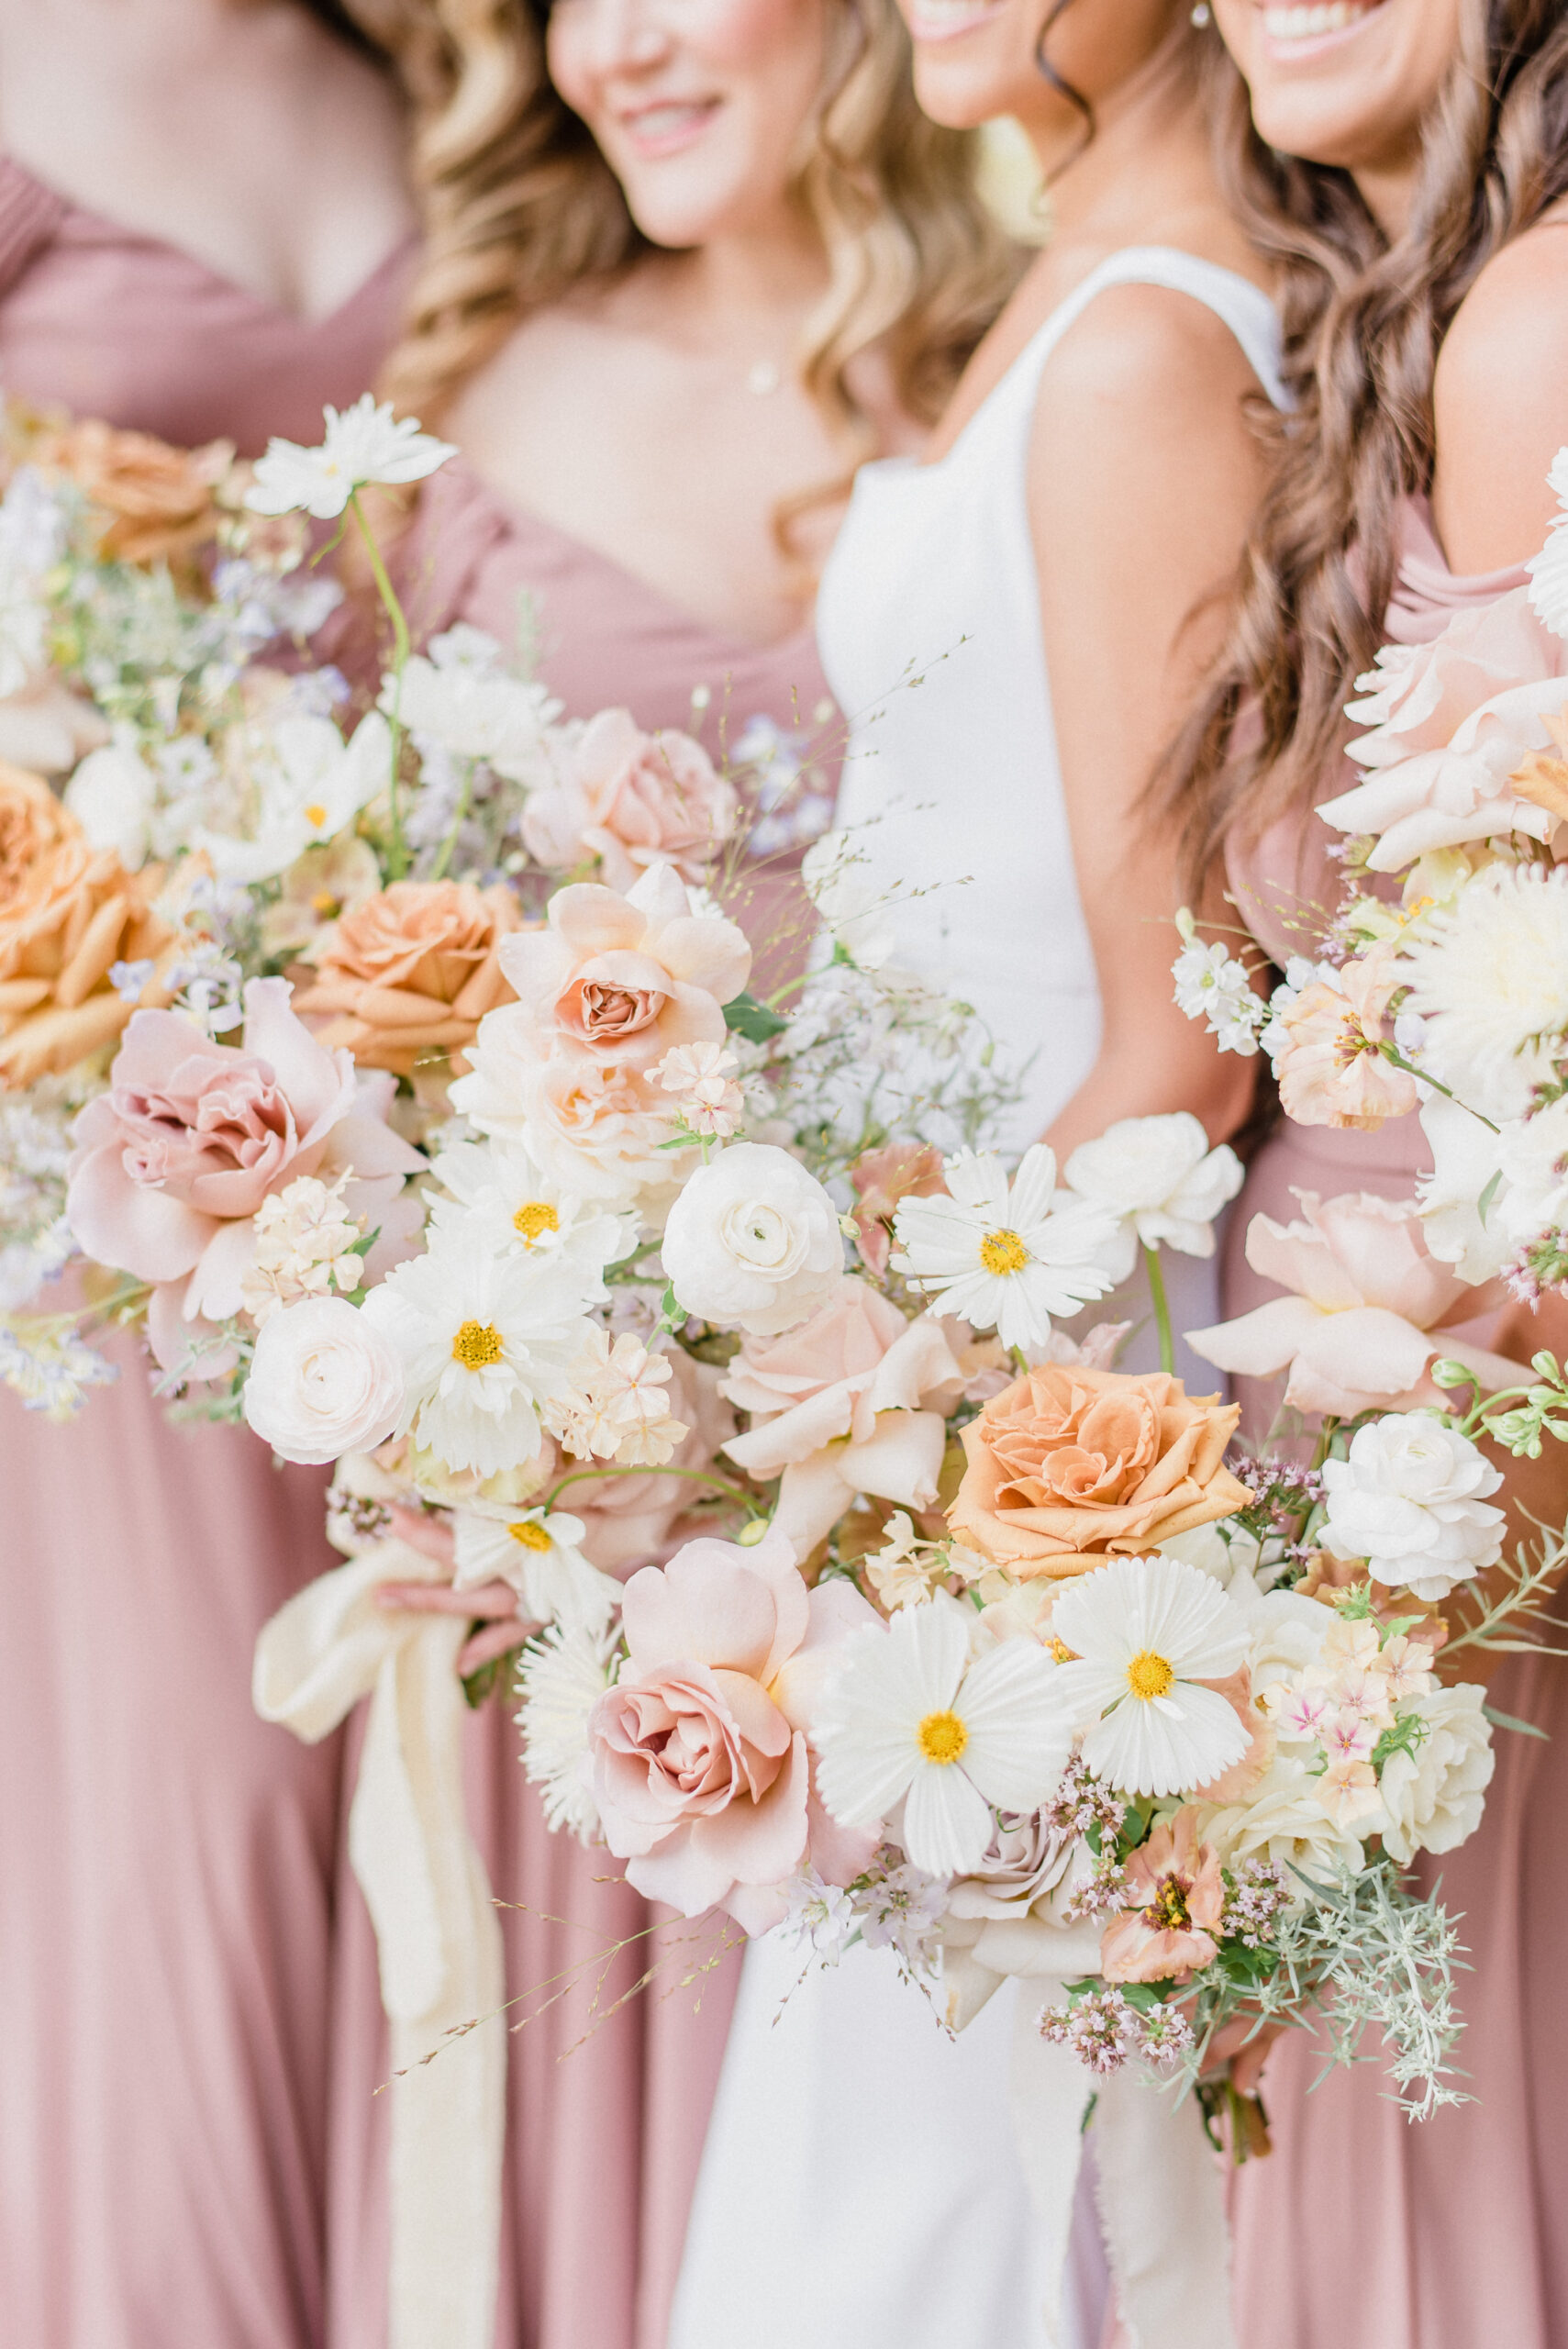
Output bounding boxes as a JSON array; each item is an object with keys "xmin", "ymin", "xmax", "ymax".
[
  {"xmin": 0, "ymin": 156, "xmax": 68, "ymax": 299},
  {"xmin": 990, "ymin": 243, "xmax": 1289, "ymax": 432}
]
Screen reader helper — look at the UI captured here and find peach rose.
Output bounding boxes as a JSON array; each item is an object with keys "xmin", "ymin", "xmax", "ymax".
[
  {"xmin": 295, "ymin": 878, "xmax": 521, "ymax": 1076},
  {"xmin": 66, "ymin": 976, "xmax": 423, "ymax": 1372},
  {"xmin": 720, "ymin": 1275, "xmax": 967, "ymax": 1553},
  {"xmin": 1322, "ymin": 586, "xmax": 1568, "ymax": 870},
  {"xmin": 1100, "ymin": 1809, "xmax": 1225, "ymax": 1984},
  {"xmin": 1186, "ymin": 1188, "xmax": 1526, "ymax": 1418},
  {"xmin": 37, "ymin": 418, "xmax": 234, "ymax": 566},
  {"xmin": 948, "ymin": 1361, "xmax": 1247, "ymax": 1581},
  {"xmin": 1273, "ymin": 945, "xmax": 1418, "ymax": 1130},
  {"xmin": 849, "ymin": 1141, "xmax": 948, "ymax": 1276},
  {"xmin": 588, "ymin": 1527, "xmax": 878, "ymax": 1930},
  {"xmin": 0, "ymin": 765, "xmax": 175, "ymax": 1085},
  {"xmin": 522, "ymin": 707, "xmax": 740, "ymax": 891}
]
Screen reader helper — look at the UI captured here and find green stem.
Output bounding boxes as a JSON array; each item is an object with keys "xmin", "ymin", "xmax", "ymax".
[
  {"xmin": 428, "ymin": 759, "xmax": 475, "ymax": 883},
  {"xmin": 542, "ymin": 1461, "xmax": 758, "ymax": 1514},
  {"xmin": 1375, "ymin": 1043, "xmax": 1500, "ymax": 1133},
  {"xmin": 348, "ymin": 487, "xmax": 412, "ymax": 881},
  {"xmin": 1143, "ymin": 1241, "xmax": 1175, "ymax": 1377}
]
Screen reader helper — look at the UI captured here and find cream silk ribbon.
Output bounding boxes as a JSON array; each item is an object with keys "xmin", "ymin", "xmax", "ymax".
[
  {"xmin": 948, "ymin": 1926, "xmax": 1237, "ymax": 2349},
  {"xmin": 253, "ymin": 1540, "xmax": 506, "ymax": 2349}
]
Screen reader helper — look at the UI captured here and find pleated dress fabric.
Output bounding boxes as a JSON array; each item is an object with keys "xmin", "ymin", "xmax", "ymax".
[
  {"xmin": 1221, "ymin": 500, "xmax": 1568, "ymax": 2349},
  {"xmin": 324, "ymin": 456, "xmax": 839, "ymax": 2349},
  {"xmin": 0, "ymin": 158, "xmax": 410, "ymax": 2349}
]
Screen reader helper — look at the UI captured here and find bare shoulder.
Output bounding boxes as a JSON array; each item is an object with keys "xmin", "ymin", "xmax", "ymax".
[
  {"xmin": 1031, "ymin": 278, "xmax": 1267, "ymax": 485},
  {"xmin": 1433, "ymin": 211, "xmax": 1568, "ymax": 567}
]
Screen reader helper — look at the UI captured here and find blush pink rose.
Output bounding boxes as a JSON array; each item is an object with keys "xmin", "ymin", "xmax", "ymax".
[
  {"xmin": 67, "ymin": 976, "xmax": 422, "ymax": 1373},
  {"xmin": 1186, "ymin": 1188, "xmax": 1525, "ymax": 1418},
  {"xmin": 1273, "ymin": 945, "xmax": 1418, "ymax": 1130},
  {"xmin": 496, "ymin": 860, "xmax": 751, "ymax": 1074},
  {"xmin": 588, "ymin": 1526, "xmax": 878, "ymax": 1931},
  {"xmin": 720, "ymin": 1275, "xmax": 968, "ymax": 1553},
  {"xmin": 1322, "ymin": 586, "xmax": 1568, "ymax": 871},
  {"xmin": 1100, "ymin": 1809, "xmax": 1225, "ymax": 1985},
  {"xmin": 523, "ymin": 707, "xmax": 740, "ymax": 892}
]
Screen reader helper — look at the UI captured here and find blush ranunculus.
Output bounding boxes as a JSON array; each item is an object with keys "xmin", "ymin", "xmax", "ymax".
[
  {"xmin": 1185, "ymin": 1188, "xmax": 1525, "ymax": 1418},
  {"xmin": 243, "ymin": 1294, "xmax": 405, "ymax": 1463},
  {"xmin": 1099, "ymin": 1809, "xmax": 1226, "ymax": 1984},
  {"xmin": 294, "ymin": 877, "xmax": 520, "ymax": 1075},
  {"xmin": 66, "ymin": 976, "xmax": 423, "ymax": 1372},
  {"xmin": 587, "ymin": 1527, "xmax": 877, "ymax": 1930},
  {"xmin": 522, "ymin": 707, "xmax": 740, "ymax": 892},
  {"xmin": 947, "ymin": 1362, "xmax": 1247, "ymax": 1582},
  {"xmin": 720, "ymin": 1275, "xmax": 966, "ymax": 1553}
]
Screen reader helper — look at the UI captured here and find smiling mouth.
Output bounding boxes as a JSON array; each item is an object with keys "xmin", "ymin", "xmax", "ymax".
[
  {"xmin": 904, "ymin": 0, "xmax": 1006, "ymax": 43},
  {"xmin": 1261, "ymin": 2, "xmax": 1385, "ymax": 46},
  {"xmin": 618, "ymin": 99, "xmax": 720, "ymax": 156}
]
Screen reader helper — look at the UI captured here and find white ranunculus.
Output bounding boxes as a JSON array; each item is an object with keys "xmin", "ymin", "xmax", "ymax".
[
  {"xmin": 65, "ymin": 740, "xmax": 158, "ymax": 870},
  {"xmin": 1319, "ymin": 1413, "xmax": 1505, "ymax": 1600},
  {"xmin": 660, "ymin": 1141, "xmax": 844, "ymax": 1335},
  {"xmin": 243, "ymin": 1296, "xmax": 405, "ymax": 1464},
  {"xmin": 1063, "ymin": 1111, "xmax": 1243, "ymax": 1282},
  {"xmin": 1375, "ymin": 1683, "xmax": 1495, "ymax": 1864}
]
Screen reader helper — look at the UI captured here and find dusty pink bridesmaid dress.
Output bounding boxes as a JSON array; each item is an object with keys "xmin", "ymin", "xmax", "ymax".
[
  {"xmin": 1220, "ymin": 501, "xmax": 1568, "ymax": 2349},
  {"xmin": 0, "ymin": 157, "xmax": 411, "ymax": 2349},
  {"xmin": 324, "ymin": 458, "xmax": 837, "ymax": 2349}
]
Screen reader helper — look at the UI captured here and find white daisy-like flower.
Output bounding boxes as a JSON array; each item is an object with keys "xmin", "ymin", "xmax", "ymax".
[
  {"xmin": 516, "ymin": 1621, "xmax": 618, "ymax": 1839},
  {"xmin": 452, "ymin": 1503, "xmax": 621, "ymax": 1633},
  {"xmin": 1171, "ymin": 937, "xmax": 1262, "ymax": 1056},
  {"xmin": 890, "ymin": 1143, "xmax": 1118, "ymax": 1351},
  {"xmin": 360, "ymin": 1227, "xmax": 597, "ymax": 1477},
  {"xmin": 425, "ymin": 1135, "xmax": 635, "ymax": 1285},
  {"xmin": 1526, "ymin": 447, "xmax": 1568, "ymax": 640},
  {"xmin": 246, "ymin": 395, "xmax": 457, "ymax": 520},
  {"xmin": 1047, "ymin": 1553, "xmax": 1251, "ymax": 1798},
  {"xmin": 1063, "ymin": 1112, "xmax": 1243, "ymax": 1283},
  {"xmin": 811, "ymin": 1596, "xmax": 1071, "ymax": 1876},
  {"xmin": 195, "ymin": 711, "xmax": 391, "ymax": 885},
  {"xmin": 1398, "ymin": 862, "xmax": 1568, "ymax": 1121}
]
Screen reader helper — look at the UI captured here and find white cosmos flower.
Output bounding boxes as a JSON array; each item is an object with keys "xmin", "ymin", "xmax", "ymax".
[
  {"xmin": 246, "ymin": 395, "xmax": 457, "ymax": 520},
  {"xmin": 516, "ymin": 1620, "xmax": 617, "ymax": 1839},
  {"xmin": 360, "ymin": 1226, "xmax": 597, "ymax": 1477},
  {"xmin": 1048, "ymin": 1553, "xmax": 1251, "ymax": 1798},
  {"xmin": 451, "ymin": 1502, "xmax": 620, "ymax": 1632},
  {"xmin": 425, "ymin": 1135, "xmax": 635, "ymax": 1282},
  {"xmin": 1398, "ymin": 862, "xmax": 1568, "ymax": 1121},
  {"xmin": 384, "ymin": 645, "xmax": 562, "ymax": 784},
  {"xmin": 1063, "ymin": 1112, "xmax": 1243, "ymax": 1283},
  {"xmin": 812, "ymin": 1596, "xmax": 1071, "ymax": 1876},
  {"xmin": 195, "ymin": 712, "xmax": 391, "ymax": 885},
  {"xmin": 890, "ymin": 1143, "xmax": 1118, "ymax": 1351}
]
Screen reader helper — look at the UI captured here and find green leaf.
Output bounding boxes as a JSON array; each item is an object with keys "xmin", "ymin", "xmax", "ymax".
[
  {"xmin": 1482, "ymin": 1701, "xmax": 1550, "ymax": 1741},
  {"xmin": 724, "ymin": 991, "xmax": 787, "ymax": 1042}
]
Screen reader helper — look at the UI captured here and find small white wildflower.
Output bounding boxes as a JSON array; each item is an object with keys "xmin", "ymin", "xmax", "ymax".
[{"xmin": 246, "ymin": 395, "xmax": 457, "ymax": 520}]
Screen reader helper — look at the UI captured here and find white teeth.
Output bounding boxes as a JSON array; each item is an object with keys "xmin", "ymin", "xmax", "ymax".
[
  {"xmin": 909, "ymin": 0, "xmax": 1001, "ymax": 23},
  {"xmin": 1262, "ymin": 1, "xmax": 1377, "ymax": 39}
]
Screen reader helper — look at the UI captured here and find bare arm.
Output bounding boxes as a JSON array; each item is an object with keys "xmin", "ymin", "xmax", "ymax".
[
  {"xmin": 1027, "ymin": 284, "xmax": 1267, "ymax": 1161},
  {"xmin": 1431, "ymin": 213, "xmax": 1568, "ymax": 571}
]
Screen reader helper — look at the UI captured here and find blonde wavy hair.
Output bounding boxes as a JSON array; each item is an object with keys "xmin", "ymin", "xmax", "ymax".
[{"xmin": 339, "ymin": 0, "xmax": 1018, "ymax": 469}]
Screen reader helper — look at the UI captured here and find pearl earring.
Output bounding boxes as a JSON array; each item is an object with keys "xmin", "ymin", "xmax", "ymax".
[{"xmin": 1191, "ymin": 2, "xmax": 1211, "ymax": 21}]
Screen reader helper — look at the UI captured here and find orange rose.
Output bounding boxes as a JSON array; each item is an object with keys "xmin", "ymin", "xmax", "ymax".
[
  {"xmin": 0, "ymin": 764, "xmax": 173, "ymax": 1085},
  {"xmin": 948, "ymin": 1361, "xmax": 1247, "ymax": 1582},
  {"xmin": 295, "ymin": 879, "xmax": 522, "ymax": 1076},
  {"xmin": 36, "ymin": 418, "xmax": 234, "ymax": 565}
]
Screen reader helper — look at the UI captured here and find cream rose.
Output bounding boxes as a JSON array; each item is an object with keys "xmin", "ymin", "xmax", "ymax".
[
  {"xmin": 242, "ymin": 1295, "xmax": 405, "ymax": 1464},
  {"xmin": 1375, "ymin": 1683, "xmax": 1495, "ymax": 1863},
  {"xmin": 662, "ymin": 1142, "xmax": 844, "ymax": 1336}
]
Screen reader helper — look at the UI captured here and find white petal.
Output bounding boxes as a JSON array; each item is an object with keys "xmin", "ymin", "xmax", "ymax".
[
  {"xmin": 902, "ymin": 1761, "xmax": 995, "ymax": 1875},
  {"xmin": 957, "ymin": 1642, "xmax": 1073, "ymax": 1810}
]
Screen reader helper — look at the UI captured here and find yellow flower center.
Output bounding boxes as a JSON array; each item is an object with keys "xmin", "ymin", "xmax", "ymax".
[
  {"xmin": 451, "ymin": 1319, "xmax": 505, "ymax": 1370},
  {"xmin": 513, "ymin": 1199, "xmax": 561, "ymax": 1247},
  {"xmin": 310, "ymin": 890, "xmax": 341, "ymax": 918},
  {"xmin": 1126, "ymin": 1650, "xmax": 1174, "ymax": 1702},
  {"xmin": 507, "ymin": 1520, "xmax": 553, "ymax": 1553},
  {"xmin": 979, "ymin": 1227, "xmax": 1029, "ymax": 1275},
  {"xmin": 917, "ymin": 1709, "xmax": 969, "ymax": 1765},
  {"xmin": 303, "ymin": 802, "xmax": 328, "ymax": 829},
  {"xmin": 1047, "ymin": 1636, "xmax": 1077, "ymax": 1664},
  {"xmin": 1144, "ymin": 1873, "xmax": 1192, "ymax": 1932}
]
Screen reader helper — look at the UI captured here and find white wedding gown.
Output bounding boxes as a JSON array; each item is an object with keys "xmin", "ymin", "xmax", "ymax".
[{"xmin": 670, "ymin": 249, "xmax": 1287, "ymax": 2349}]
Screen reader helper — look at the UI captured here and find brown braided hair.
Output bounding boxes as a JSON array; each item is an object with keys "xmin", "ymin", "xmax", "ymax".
[{"xmin": 1162, "ymin": 0, "xmax": 1568, "ymax": 895}]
